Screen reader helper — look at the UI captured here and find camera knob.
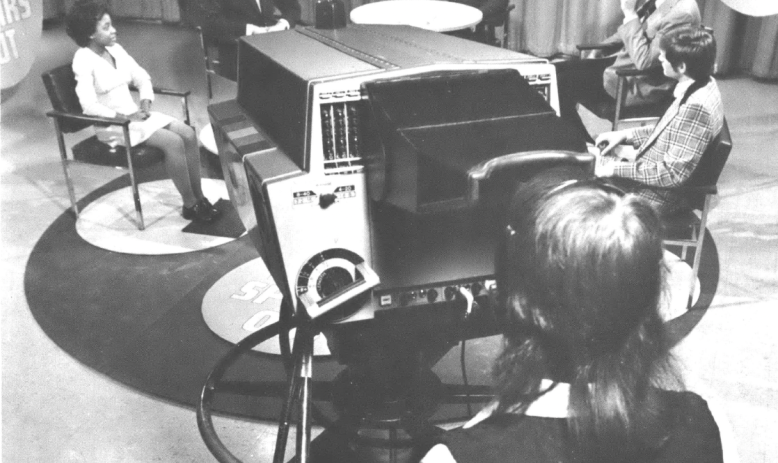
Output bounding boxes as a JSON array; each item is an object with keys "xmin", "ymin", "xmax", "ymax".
[{"xmin": 319, "ymin": 193, "xmax": 337, "ymax": 208}]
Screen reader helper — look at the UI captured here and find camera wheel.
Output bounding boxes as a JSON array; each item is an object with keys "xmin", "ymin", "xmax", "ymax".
[
  {"xmin": 196, "ymin": 320, "xmax": 292, "ymax": 462},
  {"xmin": 198, "ymin": 293, "xmax": 319, "ymax": 463}
]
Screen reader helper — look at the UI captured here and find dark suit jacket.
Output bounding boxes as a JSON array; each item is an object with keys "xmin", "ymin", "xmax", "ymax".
[
  {"xmin": 449, "ymin": 0, "xmax": 509, "ymax": 25},
  {"xmin": 603, "ymin": 0, "xmax": 700, "ymax": 106},
  {"xmin": 185, "ymin": 0, "xmax": 302, "ymax": 80}
]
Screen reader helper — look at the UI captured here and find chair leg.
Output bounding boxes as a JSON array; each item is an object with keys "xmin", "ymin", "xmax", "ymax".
[
  {"xmin": 52, "ymin": 119, "xmax": 80, "ymax": 217},
  {"xmin": 502, "ymin": 13, "xmax": 511, "ymax": 48},
  {"xmin": 687, "ymin": 195, "xmax": 712, "ymax": 308},
  {"xmin": 122, "ymin": 126, "xmax": 145, "ymax": 230},
  {"xmin": 613, "ymin": 77, "xmax": 625, "ymax": 131},
  {"xmin": 182, "ymin": 95, "xmax": 191, "ymax": 126}
]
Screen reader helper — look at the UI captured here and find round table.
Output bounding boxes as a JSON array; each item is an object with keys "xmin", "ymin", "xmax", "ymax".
[
  {"xmin": 350, "ymin": 0, "xmax": 483, "ymax": 32},
  {"xmin": 199, "ymin": 123, "xmax": 218, "ymax": 155}
]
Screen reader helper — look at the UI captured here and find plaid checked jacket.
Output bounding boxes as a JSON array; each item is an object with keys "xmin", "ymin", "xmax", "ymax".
[{"xmin": 611, "ymin": 78, "xmax": 724, "ymax": 214}]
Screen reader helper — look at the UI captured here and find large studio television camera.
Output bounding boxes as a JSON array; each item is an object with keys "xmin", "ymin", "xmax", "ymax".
[
  {"xmin": 210, "ymin": 25, "xmax": 592, "ymax": 324},
  {"xmin": 203, "ymin": 24, "xmax": 595, "ymax": 462}
]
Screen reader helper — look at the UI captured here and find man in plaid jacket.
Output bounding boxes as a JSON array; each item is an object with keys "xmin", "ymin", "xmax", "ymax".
[{"xmin": 594, "ymin": 25, "xmax": 723, "ymax": 215}]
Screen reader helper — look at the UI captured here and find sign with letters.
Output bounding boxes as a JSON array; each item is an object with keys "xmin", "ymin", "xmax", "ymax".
[
  {"xmin": 1, "ymin": 0, "xmax": 42, "ymax": 90},
  {"xmin": 201, "ymin": 258, "xmax": 331, "ymax": 355}
]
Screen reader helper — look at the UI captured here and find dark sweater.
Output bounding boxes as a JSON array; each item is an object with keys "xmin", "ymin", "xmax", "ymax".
[{"xmin": 440, "ymin": 390, "xmax": 723, "ymax": 463}]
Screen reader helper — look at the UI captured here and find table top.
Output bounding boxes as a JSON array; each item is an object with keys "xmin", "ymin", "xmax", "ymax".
[
  {"xmin": 350, "ymin": 0, "xmax": 483, "ymax": 33},
  {"xmin": 199, "ymin": 123, "xmax": 218, "ymax": 154}
]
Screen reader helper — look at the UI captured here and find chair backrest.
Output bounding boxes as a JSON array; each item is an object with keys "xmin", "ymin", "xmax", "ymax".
[
  {"xmin": 195, "ymin": 26, "xmax": 219, "ymax": 73},
  {"xmin": 501, "ymin": 4, "xmax": 516, "ymax": 48},
  {"xmin": 41, "ymin": 64, "xmax": 93, "ymax": 134},
  {"xmin": 682, "ymin": 118, "xmax": 733, "ymax": 209}
]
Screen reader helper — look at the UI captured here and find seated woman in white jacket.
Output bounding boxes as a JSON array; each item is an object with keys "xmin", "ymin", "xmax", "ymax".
[{"xmin": 66, "ymin": 0, "xmax": 220, "ymax": 223}]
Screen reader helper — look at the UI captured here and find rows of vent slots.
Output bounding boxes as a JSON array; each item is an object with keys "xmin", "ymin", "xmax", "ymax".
[{"xmin": 321, "ymin": 103, "xmax": 362, "ymax": 169}]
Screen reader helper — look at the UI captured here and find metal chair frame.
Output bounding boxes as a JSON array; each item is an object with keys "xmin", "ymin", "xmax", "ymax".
[
  {"xmin": 43, "ymin": 65, "xmax": 191, "ymax": 230},
  {"xmin": 479, "ymin": 4, "xmax": 515, "ymax": 48},
  {"xmin": 661, "ymin": 119, "xmax": 732, "ymax": 308},
  {"xmin": 195, "ymin": 25, "xmax": 222, "ymax": 101},
  {"xmin": 575, "ymin": 26, "xmax": 714, "ymax": 131},
  {"xmin": 575, "ymin": 42, "xmax": 669, "ymax": 131}
]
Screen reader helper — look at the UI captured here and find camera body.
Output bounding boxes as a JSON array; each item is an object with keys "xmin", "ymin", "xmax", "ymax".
[{"xmin": 210, "ymin": 25, "xmax": 590, "ymax": 323}]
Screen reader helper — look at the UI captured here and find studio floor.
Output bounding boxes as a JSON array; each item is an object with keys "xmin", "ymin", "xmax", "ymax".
[{"xmin": 2, "ymin": 21, "xmax": 778, "ymax": 462}]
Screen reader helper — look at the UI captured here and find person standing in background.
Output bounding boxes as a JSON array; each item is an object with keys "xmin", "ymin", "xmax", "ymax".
[{"xmin": 448, "ymin": 0, "xmax": 509, "ymax": 44}]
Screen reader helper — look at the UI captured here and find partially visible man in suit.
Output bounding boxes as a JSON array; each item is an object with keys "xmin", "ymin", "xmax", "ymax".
[
  {"xmin": 447, "ymin": 0, "xmax": 509, "ymax": 45},
  {"xmin": 594, "ymin": 25, "xmax": 723, "ymax": 216},
  {"xmin": 553, "ymin": 0, "xmax": 701, "ymax": 141},
  {"xmin": 185, "ymin": 0, "xmax": 302, "ymax": 81}
]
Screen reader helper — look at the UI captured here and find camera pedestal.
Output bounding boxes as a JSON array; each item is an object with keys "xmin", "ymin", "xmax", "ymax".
[
  {"xmin": 303, "ymin": 366, "xmax": 444, "ymax": 463},
  {"xmin": 197, "ymin": 300, "xmax": 498, "ymax": 463}
]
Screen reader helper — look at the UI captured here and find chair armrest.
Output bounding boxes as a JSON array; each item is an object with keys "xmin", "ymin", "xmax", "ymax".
[
  {"xmin": 577, "ymin": 42, "xmax": 622, "ymax": 52},
  {"xmin": 45, "ymin": 110, "xmax": 130, "ymax": 127},
  {"xmin": 612, "ymin": 177, "xmax": 717, "ymax": 194},
  {"xmin": 152, "ymin": 87, "xmax": 191, "ymax": 98},
  {"xmin": 576, "ymin": 42, "xmax": 623, "ymax": 59},
  {"xmin": 576, "ymin": 43, "xmax": 614, "ymax": 51},
  {"xmin": 671, "ymin": 185, "xmax": 718, "ymax": 195},
  {"xmin": 128, "ymin": 85, "xmax": 191, "ymax": 98},
  {"xmin": 613, "ymin": 66, "xmax": 660, "ymax": 77},
  {"xmin": 645, "ymin": 184, "xmax": 716, "ymax": 194}
]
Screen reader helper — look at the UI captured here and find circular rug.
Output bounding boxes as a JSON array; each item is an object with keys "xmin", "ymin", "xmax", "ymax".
[
  {"xmin": 25, "ymin": 177, "xmax": 719, "ymax": 421},
  {"xmin": 75, "ymin": 179, "xmax": 241, "ymax": 255},
  {"xmin": 201, "ymin": 258, "xmax": 332, "ymax": 356}
]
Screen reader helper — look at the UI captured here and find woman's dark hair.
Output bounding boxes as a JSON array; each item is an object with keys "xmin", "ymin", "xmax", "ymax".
[
  {"xmin": 65, "ymin": 0, "xmax": 109, "ymax": 47},
  {"xmin": 660, "ymin": 25, "xmax": 716, "ymax": 81},
  {"xmin": 493, "ymin": 168, "xmax": 678, "ymax": 462}
]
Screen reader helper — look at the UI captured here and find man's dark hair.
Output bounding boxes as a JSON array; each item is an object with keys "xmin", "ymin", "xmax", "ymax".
[{"xmin": 660, "ymin": 25, "xmax": 716, "ymax": 81}]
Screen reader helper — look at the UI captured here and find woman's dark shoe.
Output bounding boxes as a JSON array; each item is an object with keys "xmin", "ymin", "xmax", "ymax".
[
  {"xmin": 199, "ymin": 197, "xmax": 220, "ymax": 216},
  {"xmin": 182, "ymin": 198, "xmax": 221, "ymax": 223}
]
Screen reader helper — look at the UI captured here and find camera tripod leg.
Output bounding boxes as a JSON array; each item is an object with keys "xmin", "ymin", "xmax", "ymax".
[{"xmin": 273, "ymin": 322, "xmax": 315, "ymax": 463}]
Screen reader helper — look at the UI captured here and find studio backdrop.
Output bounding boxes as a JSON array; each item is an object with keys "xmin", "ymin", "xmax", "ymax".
[{"xmin": 41, "ymin": 0, "xmax": 777, "ymax": 83}]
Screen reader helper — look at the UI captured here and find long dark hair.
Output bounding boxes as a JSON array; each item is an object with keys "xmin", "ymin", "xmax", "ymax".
[{"xmin": 493, "ymin": 168, "xmax": 678, "ymax": 462}]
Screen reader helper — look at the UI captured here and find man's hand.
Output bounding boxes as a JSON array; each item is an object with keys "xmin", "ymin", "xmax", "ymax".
[
  {"xmin": 621, "ymin": 0, "xmax": 638, "ymax": 14},
  {"xmin": 594, "ymin": 130, "xmax": 630, "ymax": 157},
  {"xmin": 620, "ymin": 0, "xmax": 639, "ymax": 22},
  {"xmin": 246, "ymin": 24, "xmax": 271, "ymax": 34},
  {"xmin": 247, "ymin": 19, "xmax": 290, "ymax": 35},
  {"xmin": 268, "ymin": 19, "xmax": 290, "ymax": 31}
]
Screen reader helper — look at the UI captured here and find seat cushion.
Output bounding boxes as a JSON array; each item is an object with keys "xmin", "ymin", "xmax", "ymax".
[{"xmin": 72, "ymin": 136, "xmax": 165, "ymax": 169}]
